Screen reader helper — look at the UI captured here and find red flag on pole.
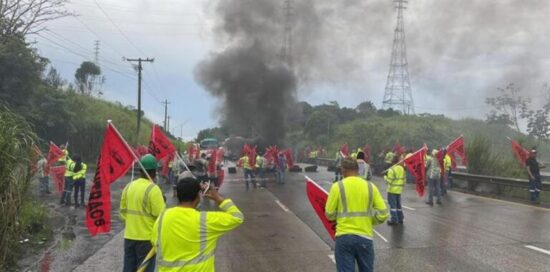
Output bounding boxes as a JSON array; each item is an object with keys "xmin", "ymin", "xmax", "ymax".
[
  {"xmin": 161, "ymin": 152, "xmax": 175, "ymax": 177},
  {"xmin": 403, "ymin": 146, "xmax": 428, "ymax": 197},
  {"xmin": 446, "ymin": 136, "xmax": 467, "ymax": 166},
  {"xmin": 284, "ymin": 149, "xmax": 294, "ymax": 168},
  {"xmin": 45, "ymin": 142, "xmax": 65, "ymax": 175},
  {"xmin": 340, "ymin": 144, "xmax": 349, "ymax": 157},
  {"xmin": 50, "ymin": 166, "xmax": 66, "ymax": 192},
  {"xmin": 149, "ymin": 124, "xmax": 176, "ymax": 160},
  {"xmin": 306, "ymin": 177, "xmax": 336, "ymax": 240},
  {"xmin": 510, "ymin": 139, "xmax": 530, "ymax": 167},
  {"xmin": 86, "ymin": 123, "xmax": 136, "ymax": 236}
]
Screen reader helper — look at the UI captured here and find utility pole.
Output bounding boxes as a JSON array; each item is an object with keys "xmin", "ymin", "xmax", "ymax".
[
  {"xmin": 167, "ymin": 116, "xmax": 171, "ymax": 134},
  {"xmin": 162, "ymin": 99, "xmax": 170, "ymax": 132},
  {"xmin": 126, "ymin": 57, "xmax": 155, "ymax": 142}
]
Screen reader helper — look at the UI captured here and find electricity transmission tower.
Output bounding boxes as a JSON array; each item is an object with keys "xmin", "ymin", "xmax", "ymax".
[
  {"xmin": 382, "ymin": 0, "xmax": 415, "ymax": 114},
  {"xmin": 280, "ymin": 0, "xmax": 293, "ymax": 70},
  {"xmin": 93, "ymin": 40, "xmax": 100, "ymax": 64}
]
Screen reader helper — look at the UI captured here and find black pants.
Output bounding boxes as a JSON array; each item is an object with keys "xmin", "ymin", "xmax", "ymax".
[
  {"xmin": 73, "ymin": 179, "xmax": 85, "ymax": 206},
  {"xmin": 123, "ymin": 239, "xmax": 155, "ymax": 272}
]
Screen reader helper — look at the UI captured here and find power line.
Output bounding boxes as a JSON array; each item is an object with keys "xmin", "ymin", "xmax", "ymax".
[
  {"xmin": 72, "ymin": 16, "xmax": 128, "ymax": 59},
  {"xmin": 93, "ymin": 0, "xmax": 145, "ymax": 56},
  {"xmin": 37, "ymin": 34, "xmax": 137, "ymax": 80}
]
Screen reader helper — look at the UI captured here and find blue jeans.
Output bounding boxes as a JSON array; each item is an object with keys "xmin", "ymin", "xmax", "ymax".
[
  {"xmin": 334, "ymin": 168, "xmax": 342, "ymax": 182},
  {"xmin": 428, "ymin": 178, "xmax": 441, "ymax": 203},
  {"xmin": 335, "ymin": 235, "xmax": 374, "ymax": 272},
  {"xmin": 123, "ymin": 239, "xmax": 154, "ymax": 272},
  {"xmin": 60, "ymin": 177, "xmax": 74, "ymax": 204},
  {"xmin": 529, "ymin": 175, "xmax": 542, "ymax": 202},
  {"xmin": 387, "ymin": 193, "xmax": 403, "ymax": 223},
  {"xmin": 244, "ymin": 169, "xmax": 255, "ymax": 189},
  {"xmin": 276, "ymin": 169, "xmax": 285, "ymax": 184},
  {"xmin": 73, "ymin": 179, "xmax": 85, "ymax": 206}
]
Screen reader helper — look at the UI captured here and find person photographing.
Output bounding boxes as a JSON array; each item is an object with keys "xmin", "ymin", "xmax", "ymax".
[{"xmin": 151, "ymin": 177, "xmax": 244, "ymax": 271}]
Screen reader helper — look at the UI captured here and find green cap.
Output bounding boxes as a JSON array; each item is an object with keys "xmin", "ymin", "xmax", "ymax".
[{"xmin": 140, "ymin": 154, "xmax": 157, "ymax": 170}]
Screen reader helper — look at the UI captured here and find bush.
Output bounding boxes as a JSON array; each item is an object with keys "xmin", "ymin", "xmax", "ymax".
[{"xmin": 0, "ymin": 106, "xmax": 38, "ymax": 269}]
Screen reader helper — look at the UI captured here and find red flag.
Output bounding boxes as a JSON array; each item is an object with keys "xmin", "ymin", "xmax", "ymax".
[
  {"xmin": 50, "ymin": 166, "xmax": 66, "ymax": 192},
  {"xmin": 149, "ymin": 124, "xmax": 176, "ymax": 160},
  {"xmin": 86, "ymin": 123, "xmax": 136, "ymax": 236},
  {"xmin": 362, "ymin": 144, "xmax": 372, "ymax": 163},
  {"xmin": 306, "ymin": 177, "xmax": 336, "ymax": 240},
  {"xmin": 134, "ymin": 145, "xmax": 149, "ymax": 158},
  {"xmin": 403, "ymin": 147, "xmax": 428, "ymax": 197},
  {"xmin": 510, "ymin": 139, "xmax": 530, "ymax": 166},
  {"xmin": 46, "ymin": 142, "xmax": 65, "ymax": 175},
  {"xmin": 162, "ymin": 152, "xmax": 175, "ymax": 177},
  {"xmin": 393, "ymin": 141, "xmax": 406, "ymax": 157},
  {"xmin": 340, "ymin": 144, "xmax": 349, "ymax": 157},
  {"xmin": 265, "ymin": 146, "xmax": 279, "ymax": 167},
  {"xmin": 207, "ymin": 149, "xmax": 217, "ymax": 175},
  {"xmin": 284, "ymin": 149, "xmax": 294, "ymax": 168},
  {"xmin": 243, "ymin": 144, "xmax": 257, "ymax": 168},
  {"xmin": 446, "ymin": 136, "xmax": 467, "ymax": 166}
]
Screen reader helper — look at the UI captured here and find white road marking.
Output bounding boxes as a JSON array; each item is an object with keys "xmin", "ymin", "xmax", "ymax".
[
  {"xmin": 328, "ymin": 254, "xmax": 336, "ymax": 263},
  {"xmin": 384, "ymin": 200, "xmax": 416, "ymax": 211},
  {"xmin": 525, "ymin": 245, "xmax": 550, "ymax": 256},
  {"xmin": 374, "ymin": 230, "xmax": 388, "ymax": 243},
  {"xmin": 275, "ymin": 199, "xmax": 290, "ymax": 212}
]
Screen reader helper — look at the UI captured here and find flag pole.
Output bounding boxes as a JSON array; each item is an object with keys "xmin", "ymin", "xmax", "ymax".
[
  {"xmin": 382, "ymin": 145, "xmax": 428, "ymax": 174},
  {"xmin": 107, "ymin": 120, "xmax": 155, "ymax": 183}
]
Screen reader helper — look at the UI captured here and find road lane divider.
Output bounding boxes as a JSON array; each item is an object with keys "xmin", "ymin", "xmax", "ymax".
[
  {"xmin": 525, "ymin": 245, "xmax": 550, "ymax": 256},
  {"xmin": 328, "ymin": 254, "xmax": 336, "ymax": 263},
  {"xmin": 374, "ymin": 230, "xmax": 388, "ymax": 243},
  {"xmin": 401, "ymin": 205, "xmax": 416, "ymax": 211},
  {"xmin": 275, "ymin": 199, "xmax": 290, "ymax": 212}
]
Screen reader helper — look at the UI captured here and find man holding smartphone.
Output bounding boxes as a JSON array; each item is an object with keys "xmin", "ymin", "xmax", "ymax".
[{"xmin": 152, "ymin": 177, "xmax": 244, "ymax": 271}]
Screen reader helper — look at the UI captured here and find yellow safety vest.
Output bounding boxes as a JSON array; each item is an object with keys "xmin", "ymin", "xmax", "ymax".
[
  {"xmin": 385, "ymin": 165, "xmax": 405, "ymax": 194},
  {"xmin": 70, "ymin": 162, "xmax": 87, "ymax": 180},
  {"xmin": 444, "ymin": 154, "xmax": 452, "ymax": 170},
  {"xmin": 239, "ymin": 156, "xmax": 252, "ymax": 170},
  {"xmin": 325, "ymin": 176, "xmax": 388, "ymax": 239},
  {"xmin": 152, "ymin": 199, "xmax": 244, "ymax": 271},
  {"xmin": 384, "ymin": 152, "xmax": 395, "ymax": 164},
  {"xmin": 64, "ymin": 159, "xmax": 75, "ymax": 177},
  {"xmin": 120, "ymin": 178, "xmax": 166, "ymax": 240}
]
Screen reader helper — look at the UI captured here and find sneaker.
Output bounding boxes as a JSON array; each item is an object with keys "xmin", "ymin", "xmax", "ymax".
[
  {"xmin": 425, "ymin": 201, "xmax": 434, "ymax": 206},
  {"xmin": 436, "ymin": 200, "xmax": 442, "ymax": 205},
  {"xmin": 398, "ymin": 221, "xmax": 403, "ymax": 224},
  {"xmin": 387, "ymin": 221, "xmax": 398, "ymax": 226}
]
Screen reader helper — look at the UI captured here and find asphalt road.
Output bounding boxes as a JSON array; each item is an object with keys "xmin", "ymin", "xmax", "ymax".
[{"xmin": 225, "ymin": 163, "xmax": 550, "ymax": 272}]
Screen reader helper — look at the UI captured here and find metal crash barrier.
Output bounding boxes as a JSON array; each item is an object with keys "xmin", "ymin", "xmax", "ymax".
[{"xmin": 451, "ymin": 172, "xmax": 550, "ymax": 203}]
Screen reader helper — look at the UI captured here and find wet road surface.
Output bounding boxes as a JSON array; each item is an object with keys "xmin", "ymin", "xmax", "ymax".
[
  {"xmin": 69, "ymin": 164, "xmax": 550, "ymax": 271},
  {"xmin": 229, "ymin": 164, "xmax": 550, "ymax": 272}
]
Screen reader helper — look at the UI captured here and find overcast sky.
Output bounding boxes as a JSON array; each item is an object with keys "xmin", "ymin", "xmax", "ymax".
[{"xmin": 33, "ymin": 0, "xmax": 550, "ymax": 140}]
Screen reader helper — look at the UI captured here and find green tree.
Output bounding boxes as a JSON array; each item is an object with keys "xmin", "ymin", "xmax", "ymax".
[
  {"xmin": 75, "ymin": 61, "xmax": 104, "ymax": 96},
  {"xmin": 485, "ymin": 83, "xmax": 531, "ymax": 132},
  {"xmin": 356, "ymin": 101, "xmax": 377, "ymax": 116}
]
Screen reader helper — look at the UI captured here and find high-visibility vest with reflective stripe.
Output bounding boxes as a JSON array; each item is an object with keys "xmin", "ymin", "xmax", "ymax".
[
  {"xmin": 325, "ymin": 176, "xmax": 388, "ymax": 239},
  {"xmin": 255, "ymin": 155, "xmax": 263, "ymax": 168},
  {"xmin": 71, "ymin": 162, "xmax": 87, "ymax": 180},
  {"xmin": 64, "ymin": 159, "xmax": 75, "ymax": 177},
  {"xmin": 239, "ymin": 156, "xmax": 253, "ymax": 170},
  {"xmin": 120, "ymin": 178, "xmax": 166, "ymax": 240},
  {"xmin": 385, "ymin": 165, "xmax": 405, "ymax": 194},
  {"xmin": 151, "ymin": 199, "xmax": 244, "ymax": 271}
]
